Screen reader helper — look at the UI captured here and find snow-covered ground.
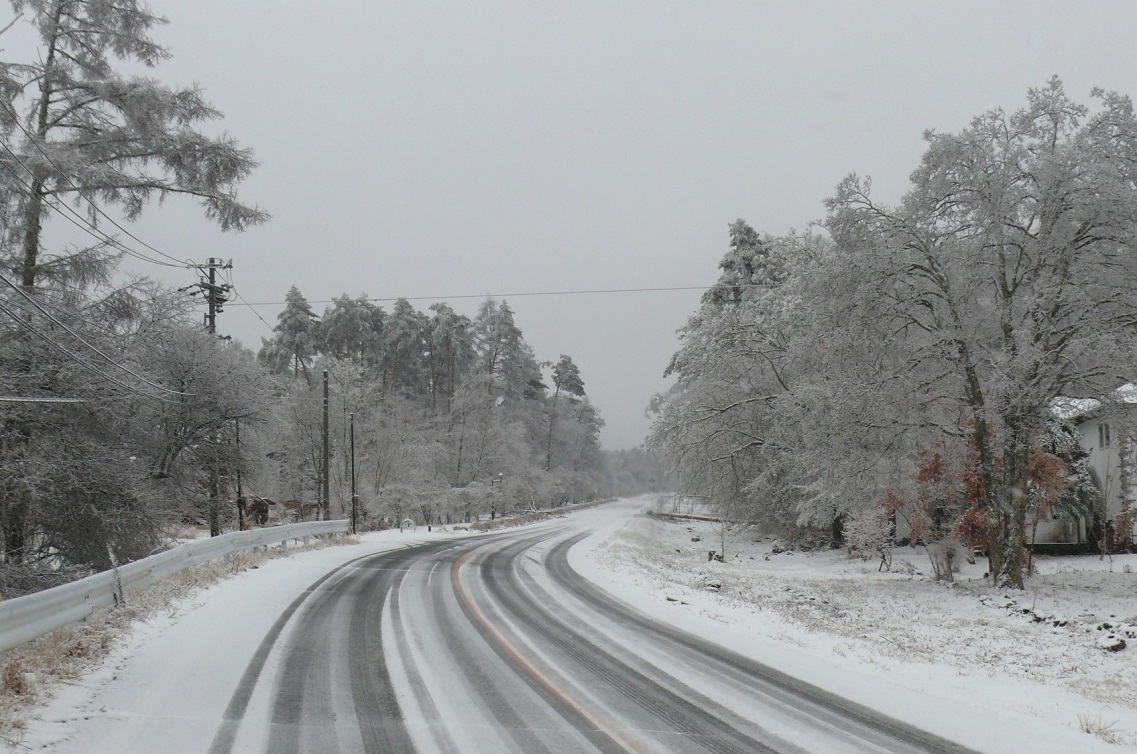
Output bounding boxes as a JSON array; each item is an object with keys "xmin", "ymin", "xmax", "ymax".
[
  {"xmin": 571, "ymin": 497, "xmax": 1137, "ymax": 751},
  {"xmin": 6, "ymin": 528, "xmax": 456, "ymax": 752},
  {"xmin": 11, "ymin": 497, "xmax": 1137, "ymax": 752}
]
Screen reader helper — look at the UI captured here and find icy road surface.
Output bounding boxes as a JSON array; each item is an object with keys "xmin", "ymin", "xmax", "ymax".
[
  {"xmin": 205, "ymin": 528, "xmax": 970, "ymax": 754},
  {"xmin": 32, "ymin": 500, "xmax": 988, "ymax": 753}
]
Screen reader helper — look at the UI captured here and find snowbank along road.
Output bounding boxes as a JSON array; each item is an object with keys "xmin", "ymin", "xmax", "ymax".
[{"xmin": 189, "ymin": 513, "xmax": 973, "ymax": 754}]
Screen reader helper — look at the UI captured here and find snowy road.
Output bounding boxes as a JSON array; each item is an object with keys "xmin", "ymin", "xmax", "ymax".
[{"xmin": 193, "ymin": 512, "xmax": 972, "ymax": 754}]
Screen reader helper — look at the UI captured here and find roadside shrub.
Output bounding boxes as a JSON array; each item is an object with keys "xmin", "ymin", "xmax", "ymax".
[
  {"xmin": 844, "ymin": 504, "xmax": 893, "ymax": 571},
  {"xmin": 926, "ymin": 538, "xmax": 968, "ymax": 581}
]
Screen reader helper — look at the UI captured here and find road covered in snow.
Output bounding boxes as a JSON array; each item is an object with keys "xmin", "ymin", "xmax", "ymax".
[{"xmin": 18, "ymin": 497, "xmax": 1126, "ymax": 753}]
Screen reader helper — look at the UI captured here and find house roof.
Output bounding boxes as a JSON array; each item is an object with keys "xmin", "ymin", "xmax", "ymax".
[{"xmin": 1050, "ymin": 383, "xmax": 1137, "ymax": 423}]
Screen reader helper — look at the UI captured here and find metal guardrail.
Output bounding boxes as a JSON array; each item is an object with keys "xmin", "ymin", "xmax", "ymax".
[{"xmin": 0, "ymin": 519, "xmax": 350, "ymax": 654}]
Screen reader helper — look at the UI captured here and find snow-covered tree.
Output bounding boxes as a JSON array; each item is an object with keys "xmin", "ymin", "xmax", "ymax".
[
  {"xmin": 259, "ymin": 285, "xmax": 317, "ymax": 381},
  {"xmin": 825, "ymin": 78, "xmax": 1137, "ymax": 586},
  {"xmin": 427, "ymin": 302, "xmax": 474, "ymax": 414},
  {"xmin": 317, "ymin": 294, "xmax": 372, "ymax": 363},
  {"xmin": 545, "ymin": 354, "xmax": 585, "ymax": 471},
  {"xmin": 380, "ymin": 298, "xmax": 429, "ymax": 398},
  {"xmin": 650, "ymin": 225, "xmax": 811, "ymax": 536},
  {"xmin": 3, "ymin": 0, "xmax": 266, "ymax": 291},
  {"xmin": 0, "ymin": 0, "xmax": 266, "ymax": 565}
]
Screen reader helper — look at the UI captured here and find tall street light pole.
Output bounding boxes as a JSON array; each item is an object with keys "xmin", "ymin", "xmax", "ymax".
[{"xmin": 236, "ymin": 419, "xmax": 247, "ymax": 530}]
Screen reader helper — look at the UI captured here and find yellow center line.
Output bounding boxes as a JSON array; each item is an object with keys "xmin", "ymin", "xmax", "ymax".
[{"xmin": 451, "ymin": 548, "xmax": 653, "ymax": 754}]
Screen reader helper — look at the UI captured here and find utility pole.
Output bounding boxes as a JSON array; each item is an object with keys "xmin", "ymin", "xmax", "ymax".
[
  {"xmin": 490, "ymin": 472, "xmax": 503, "ymax": 520},
  {"xmin": 186, "ymin": 258, "xmax": 233, "ymax": 537},
  {"xmin": 350, "ymin": 412, "xmax": 357, "ymax": 535},
  {"xmin": 322, "ymin": 369, "xmax": 330, "ymax": 521},
  {"xmin": 188, "ymin": 258, "xmax": 232, "ymax": 335},
  {"xmin": 236, "ymin": 419, "xmax": 247, "ymax": 530}
]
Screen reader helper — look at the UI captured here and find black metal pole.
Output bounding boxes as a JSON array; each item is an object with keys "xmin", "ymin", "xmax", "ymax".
[
  {"xmin": 236, "ymin": 419, "xmax": 247, "ymax": 530},
  {"xmin": 206, "ymin": 262, "xmax": 216, "ymax": 334},
  {"xmin": 322, "ymin": 370, "xmax": 330, "ymax": 521},
  {"xmin": 350, "ymin": 412, "xmax": 357, "ymax": 534}
]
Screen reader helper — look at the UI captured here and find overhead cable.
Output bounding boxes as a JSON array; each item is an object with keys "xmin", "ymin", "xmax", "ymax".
[
  {"xmin": 0, "ymin": 299, "xmax": 188, "ymax": 405},
  {"xmin": 0, "ymin": 136, "xmax": 188, "ymax": 270},
  {"xmin": 0, "ymin": 273, "xmax": 194, "ymax": 397},
  {"xmin": 1, "ymin": 100, "xmax": 192, "ymax": 268},
  {"xmin": 229, "ymin": 285, "xmax": 718, "ymax": 309}
]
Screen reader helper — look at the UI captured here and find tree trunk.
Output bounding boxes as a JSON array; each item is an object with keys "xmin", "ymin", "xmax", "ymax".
[
  {"xmin": 2, "ymin": 500, "xmax": 28, "ymax": 565},
  {"xmin": 209, "ymin": 468, "xmax": 222, "ymax": 537},
  {"xmin": 1001, "ymin": 422, "xmax": 1031, "ymax": 588},
  {"xmin": 5, "ymin": 4, "xmax": 61, "ymax": 561},
  {"xmin": 545, "ymin": 386, "xmax": 560, "ymax": 472}
]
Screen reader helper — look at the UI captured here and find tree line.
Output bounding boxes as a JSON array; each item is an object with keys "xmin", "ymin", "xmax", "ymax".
[
  {"xmin": 0, "ymin": 1, "xmax": 663, "ymax": 596},
  {"xmin": 651, "ymin": 79, "xmax": 1137, "ymax": 588},
  {"xmin": 253, "ymin": 289, "xmax": 612, "ymax": 530},
  {"xmin": 0, "ymin": 0, "xmax": 269, "ymax": 592}
]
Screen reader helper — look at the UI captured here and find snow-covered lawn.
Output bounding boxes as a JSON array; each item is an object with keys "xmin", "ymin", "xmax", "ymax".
[{"xmin": 574, "ymin": 499, "xmax": 1137, "ymax": 750}]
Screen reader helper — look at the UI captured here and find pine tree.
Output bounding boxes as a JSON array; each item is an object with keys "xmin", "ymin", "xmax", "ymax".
[
  {"xmin": 546, "ymin": 354, "xmax": 585, "ymax": 470},
  {"xmin": 3, "ymin": 0, "xmax": 267, "ymax": 290},
  {"xmin": 427, "ymin": 302, "xmax": 473, "ymax": 413},
  {"xmin": 0, "ymin": 0, "xmax": 265, "ymax": 562},
  {"xmin": 260, "ymin": 286, "xmax": 317, "ymax": 381}
]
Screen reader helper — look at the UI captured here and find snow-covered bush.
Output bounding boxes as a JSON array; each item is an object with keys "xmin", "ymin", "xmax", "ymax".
[
  {"xmin": 843, "ymin": 504, "xmax": 893, "ymax": 571},
  {"xmin": 926, "ymin": 538, "xmax": 968, "ymax": 582}
]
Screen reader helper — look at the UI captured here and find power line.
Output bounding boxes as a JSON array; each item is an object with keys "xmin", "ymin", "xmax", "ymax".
[
  {"xmin": 0, "ymin": 273, "xmax": 194, "ymax": 396},
  {"xmin": 0, "ymin": 100, "xmax": 192, "ymax": 269},
  {"xmin": 227, "ymin": 268, "xmax": 274, "ymax": 334},
  {"xmin": 228, "ymin": 285, "xmax": 714, "ymax": 309},
  {"xmin": 0, "ymin": 299, "xmax": 188, "ymax": 405},
  {"xmin": 3, "ymin": 285, "xmax": 109, "ymax": 332},
  {"xmin": 0, "ymin": 154, "xmax": 180, "ymax": 271},
  {"xmin": 0, "ymin": 142, "xmax": 186, "ymax": 271}
]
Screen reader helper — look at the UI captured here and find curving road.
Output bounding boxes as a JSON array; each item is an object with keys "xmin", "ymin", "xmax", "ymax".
[{"xmin": 204, "ymin": 513, "xmax": 974, "ymax": 754}]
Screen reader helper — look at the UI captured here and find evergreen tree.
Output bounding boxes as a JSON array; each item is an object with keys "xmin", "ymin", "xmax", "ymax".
[
  {"xmin": 427, "ymin": 302, "xmax": 474, "ymax": 413},
  {"xmin": 0, "ymin": 0, "xmax": 264, "ymax": 563},
  {"xmin": 3, "ymin": 0, "xmax": 266, "ymax": 291},
  {"xmin": 476, "ymin": 299, "xmax": 545, "ymax": 403},
  {"xmin": 318, "ymin": 295, "xmax": 369, "ymax": 361},
  {"xmin": 702, "ymin": 220, "xmax": 785, "ymax": 307},
  {"xmin": 260, "ymin": 285, "xmax": 316, "ymax": 381},
  {"xmin": 546, "ymin": 354, "xmax": 585, "ymax": 470},
  {"xmin": 381, "ymin": 298, "xmax": 429, "ymax": 398}
]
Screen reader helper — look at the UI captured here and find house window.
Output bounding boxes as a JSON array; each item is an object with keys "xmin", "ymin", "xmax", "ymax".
[{"xmin": 1100, "ymin": 422, "xmax": 1111, "ymax": 449}]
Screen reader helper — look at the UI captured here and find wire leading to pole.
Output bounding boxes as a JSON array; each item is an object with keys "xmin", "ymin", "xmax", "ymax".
[
  {"xmin": 0, "ymin": 100, "xmax": 192, "ymax": 269},
  {"xmin": 0, "ymin": 298, "xmax": 190, "ymax": 405},
  {"xmin": 228, "ymin": 284, "xmax": 719, "ymax": 310},
  {"xmin": 0, "ymin": 272, "xmax": 195, "ymax": 397}
]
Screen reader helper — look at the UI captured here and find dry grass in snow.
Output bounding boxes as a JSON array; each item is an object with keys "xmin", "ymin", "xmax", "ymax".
[{"xmin": 0, "ymin": 533, "xmax": 355, "ymax": 749}]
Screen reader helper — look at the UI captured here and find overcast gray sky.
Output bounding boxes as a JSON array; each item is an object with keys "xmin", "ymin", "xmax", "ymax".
[{"xmin": 23, "ymin": 1, "xmax": 1137, "ymax": 448}]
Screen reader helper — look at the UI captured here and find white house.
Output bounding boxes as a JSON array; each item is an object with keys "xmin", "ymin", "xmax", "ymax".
[{"xmin": 1045, "ymin": 385, "xmax": 1137, "ymax": 549}]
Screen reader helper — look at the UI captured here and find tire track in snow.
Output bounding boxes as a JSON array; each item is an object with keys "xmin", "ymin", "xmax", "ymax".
[
  {"xmin": 209, "ymin": 543, "xmax": 444, "ymax": 753},
  {"xmin": 472, "ymin": 536, "xmax": 785, "ymax": 754},
  {"xmin": 208, "ymin": 549, "xmax": 382, "ymax": 754},
  {"xmin": 206, "ymin": 520, "xmax": 982, "ymax": 753},
  {"xmin": 545, "ymin": 534, "xmax": 978, "ymax": 754}
]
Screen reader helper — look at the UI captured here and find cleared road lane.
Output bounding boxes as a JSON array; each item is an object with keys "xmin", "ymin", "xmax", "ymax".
[{"xmin": 207, "ymin": 517, "xmax": 975, "ymax": 753}]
